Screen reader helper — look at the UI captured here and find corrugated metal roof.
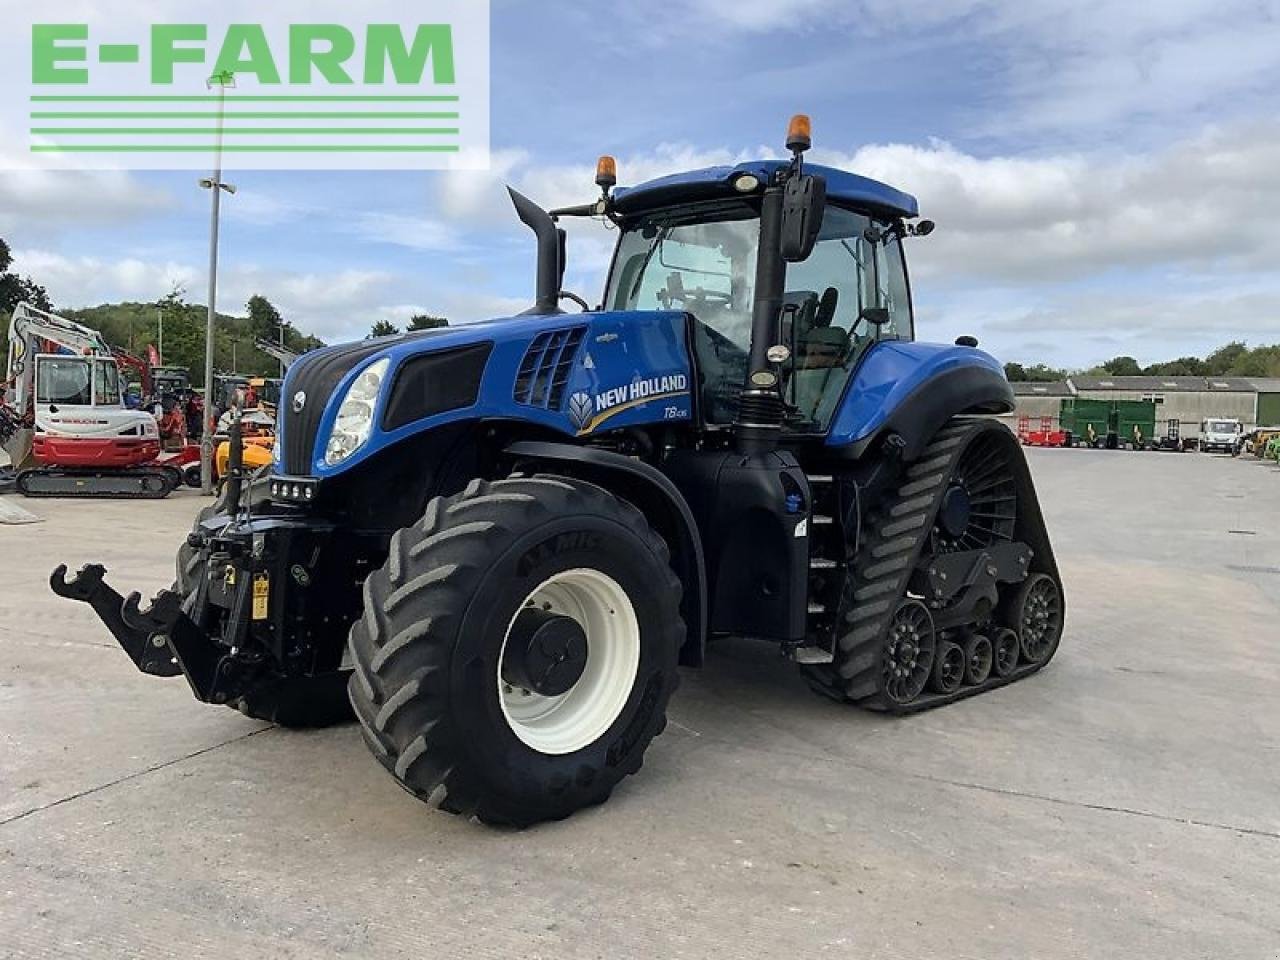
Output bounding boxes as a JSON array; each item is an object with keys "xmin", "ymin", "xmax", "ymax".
[
  {"xmin": 1068, "ymin": 376, "xmax": 1275, "ymax": 393},
  {"xmin": 1010, "ymin": 380, "xmax": 1073, "ymax": 397}
]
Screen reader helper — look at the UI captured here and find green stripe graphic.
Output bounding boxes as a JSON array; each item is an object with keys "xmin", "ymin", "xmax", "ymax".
[
  {"xmin": 32, "ymin": 128, "xmax": 460, "ymax": 136},
  {"xmin": 30, "ymin": 95, "xmax": 459, "ymax": 102},
  {"xmin": 31, "ymin": 144, "xmax": 462, "ymax": 153},
  {"xmin": 98, "ymin": 45, "xmax": 140, "ymax": 63},
  {"xmin": 31, "ymin": 111, "xmax": 459, "ymax": 119}
]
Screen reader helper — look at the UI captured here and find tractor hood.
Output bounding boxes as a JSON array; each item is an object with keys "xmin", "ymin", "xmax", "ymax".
[{"xmin": 275, "ymin": 309, "xmax": 694, "ymax": 478}]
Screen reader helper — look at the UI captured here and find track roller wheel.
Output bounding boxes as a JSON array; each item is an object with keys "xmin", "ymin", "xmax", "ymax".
[
  {"xmin": 991, "ymin": 628, "xmax": 1020, "ymax": 677},
  {"xmin": 880, "ymin": 599, "xmax": 936, "ymax": 707},
  {"xmin": 1012, "ymin": 572, "xmax": 1063, "ymax": 665},
  {"xmin": 962, "ymin": 633, "xmax": 993, "ymax": 685},
  {"xmin": 930, "ymin": 640, "xmax": 965, "ymax": 694}
]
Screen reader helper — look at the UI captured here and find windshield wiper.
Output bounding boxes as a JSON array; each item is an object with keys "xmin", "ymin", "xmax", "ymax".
[{"xmin": 627, "ymin": 227, "xmax": 670, "ymax": 304}]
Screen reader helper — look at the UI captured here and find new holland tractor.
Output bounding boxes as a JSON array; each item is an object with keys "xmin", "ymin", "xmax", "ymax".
[{"xmin": 53, "ymin": 117, "xmax": 1065, "ymax": 826}]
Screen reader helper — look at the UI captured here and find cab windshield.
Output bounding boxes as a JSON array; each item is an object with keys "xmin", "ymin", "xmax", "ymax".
[
  {"xmin": 604, "ymin": 201, "xmax": 912, "ymax": 429},
  {"xmin": 36, "ymin": 357, "xmax": 93, "ymax": 406}
]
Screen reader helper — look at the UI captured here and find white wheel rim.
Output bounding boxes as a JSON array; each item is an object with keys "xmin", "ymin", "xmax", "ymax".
[{"xmin": 498, "ymin": 568, "xmax": 640, "ymax": 755}]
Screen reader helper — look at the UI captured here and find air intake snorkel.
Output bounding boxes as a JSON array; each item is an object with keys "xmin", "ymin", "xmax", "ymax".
[
  {"xmin": 507, "ymin": 187, "xmax": 566, "ymax": 316},
  {"xmin": 735, "ymin": 115, "xmax": 827, "ymax": 454}
]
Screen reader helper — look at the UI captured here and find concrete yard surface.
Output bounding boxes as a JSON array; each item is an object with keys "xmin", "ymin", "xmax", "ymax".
[{"xmin": 1, "ymin": 450, "xmax": 1278, "ymax": 958}]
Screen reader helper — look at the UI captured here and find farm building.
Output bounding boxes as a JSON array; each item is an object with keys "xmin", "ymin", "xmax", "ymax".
[
  {"xmin": 1006, "ymin": 377, "xmax": 1280, "ymax": 438},
  {"xmin": 1002, "ymin": 381, "xmax": 1073, "ymax": 434}
]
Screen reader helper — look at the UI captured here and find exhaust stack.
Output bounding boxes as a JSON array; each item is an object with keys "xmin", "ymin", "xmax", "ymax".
[{"xmin": 507, "ymin": 187, "xmax": 565, "ymax": 316}]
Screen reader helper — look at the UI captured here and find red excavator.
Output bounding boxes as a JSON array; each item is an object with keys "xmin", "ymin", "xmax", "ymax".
[{"xmin": 1, "ymin": 302, "xmax": 191, "ymax": 497}]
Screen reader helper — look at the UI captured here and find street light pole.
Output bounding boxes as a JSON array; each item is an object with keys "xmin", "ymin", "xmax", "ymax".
[{"xmin": 199, "ymin": 70, "xmax": 236, "ymax": 495}]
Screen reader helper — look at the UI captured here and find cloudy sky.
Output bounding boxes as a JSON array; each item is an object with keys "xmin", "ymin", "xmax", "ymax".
[{"xmin": 4, "ymin": 0, "xmax": 1280, "ymax": 368}]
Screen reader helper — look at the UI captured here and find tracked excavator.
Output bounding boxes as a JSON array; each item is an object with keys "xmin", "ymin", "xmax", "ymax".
[{"xmin": 2, "ymin": 302, "xmax": 176, "ymax": 498}]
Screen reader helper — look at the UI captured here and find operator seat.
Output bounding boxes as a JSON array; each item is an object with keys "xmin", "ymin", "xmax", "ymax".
[{"xmin": 786, "ymin": 286, "xmax": 849, "ymax": 422}]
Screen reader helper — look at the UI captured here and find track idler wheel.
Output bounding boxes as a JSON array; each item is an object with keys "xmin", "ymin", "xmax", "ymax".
[
  {"xmin": 1012, "ymin": 572, "xmax": 1064, "ymax": 665},
  {"xmin": 930, "ymin": 640, "xmax": 965, "ymax": 694},
  {"xmin": 880, "ymin": 599, "xmax": 936, "ymax": 707},
  {"xmin": 991, "ymin": 628, "xmax": 1020, "ymax": 677},
  {"xmin": 963, "ymin": 633, "xmax": 993, "ymax": 685}
]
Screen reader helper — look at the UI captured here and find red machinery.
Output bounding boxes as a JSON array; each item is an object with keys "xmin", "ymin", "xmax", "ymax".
[
  {"xmin": 1017, "ymin": 415, "xmax": 1070, "ymax": 448},
  {"xmin": 2, "ymin": 303, "xmax": 189, "ymax": 497}
]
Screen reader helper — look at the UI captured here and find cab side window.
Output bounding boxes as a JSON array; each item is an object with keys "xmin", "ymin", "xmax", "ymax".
[{"xmin": 781, "ymin": 207, "xmax": 914, "ymax": 430}]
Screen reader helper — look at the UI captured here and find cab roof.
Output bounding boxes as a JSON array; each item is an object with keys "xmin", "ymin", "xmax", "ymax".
[{"xmin": 611, "ymin": 159, "xmax": 919, "ymax": 219}]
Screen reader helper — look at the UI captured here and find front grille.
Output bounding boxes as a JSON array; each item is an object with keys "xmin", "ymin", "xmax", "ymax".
[
  {"xmin": 280, "ymin": 341, "xmax": 389, "ymax": 474},
  {"xmin": 513, "ymin": 327, "xmax": 586, "ymax": 410},
  {"xmin": 382, "ymin": 343, "xmax": 492, "ymax": 431}
]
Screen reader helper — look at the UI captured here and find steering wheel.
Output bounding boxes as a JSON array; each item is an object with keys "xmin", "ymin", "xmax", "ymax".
[{"xmin": 687, "ymin": 289, "xmax": 732, "ymax": 308}]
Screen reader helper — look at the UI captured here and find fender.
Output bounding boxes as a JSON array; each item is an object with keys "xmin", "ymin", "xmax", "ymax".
[
  {"xmin": 827, "ymin": 342, "xmax": 1015, "ymax": 460},
  {"xmin": 504, "ymin": 440, "xmax": 708, "ymax": 666}
]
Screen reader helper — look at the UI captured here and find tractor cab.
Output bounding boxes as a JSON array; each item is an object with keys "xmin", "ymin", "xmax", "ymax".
[{"xmin": 603, "ymin": 194, "xmax": 914, "ymax": 432}]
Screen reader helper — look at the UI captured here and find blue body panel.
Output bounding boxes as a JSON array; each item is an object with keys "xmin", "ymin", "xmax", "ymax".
[
  {"xmin": 281, "ymin": 310, "xmax": 693, "ymax": 478},
  {"xmin": 613, "ymin": 160, "xmax": 919, "ymax": 219},
  {"xmin": 825, "ymin": 340, "xmax": 1008, "ymax": 448}
]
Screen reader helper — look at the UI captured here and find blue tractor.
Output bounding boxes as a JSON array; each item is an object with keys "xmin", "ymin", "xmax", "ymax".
[{"xmin": 53, "ymin": 117, "xmax": 1064, "ymax": 826}]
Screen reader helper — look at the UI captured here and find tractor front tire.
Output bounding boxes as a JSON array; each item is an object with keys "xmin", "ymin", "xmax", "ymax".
[
  {"xmin": 347, "ymin": 476, "xmax": 683, "ymax": 827},
  {"xmin": 176, "ymin": 502, "xmax": 354, "ymax": 728}
]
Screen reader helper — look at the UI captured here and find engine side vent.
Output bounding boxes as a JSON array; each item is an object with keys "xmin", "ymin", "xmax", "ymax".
[{"xmin": 514, "ymin": 327, "xmax": 586, "ymax": 410}]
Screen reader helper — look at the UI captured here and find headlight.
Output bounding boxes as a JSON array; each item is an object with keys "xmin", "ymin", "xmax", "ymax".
[{"xmin": 324, "ymin": 358, "xmax": 389, "ymax": 466}]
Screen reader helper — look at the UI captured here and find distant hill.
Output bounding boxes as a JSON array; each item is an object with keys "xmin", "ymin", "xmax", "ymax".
[{"xmin": 2, "ymin": 296, "xmax": 326, "ymax": 388}]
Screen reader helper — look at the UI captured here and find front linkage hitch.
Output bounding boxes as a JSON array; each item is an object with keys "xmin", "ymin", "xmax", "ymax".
[
  {"xmin": 50, "ymin": 561, "xmax": 244, "ymax": 702},
  {"xmin": 50, "ymin": 507, "xmax": 277, "ymax": 706},
  {"xmin": 50, "ymin": 418, "xmax": 282, "ymax": 705},
  {"xmin": 50, "ymin": 563, "xmax": 185, "ymax": 679}
]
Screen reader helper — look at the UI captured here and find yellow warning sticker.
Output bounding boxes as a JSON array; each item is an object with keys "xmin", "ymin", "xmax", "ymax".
[{"xmin": 252, "ymin": 575, "xmax": 270, "ymax": 620}]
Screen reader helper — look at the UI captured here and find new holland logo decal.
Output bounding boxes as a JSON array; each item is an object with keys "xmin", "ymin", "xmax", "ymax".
[{"xmin": 568, "ymin": 373, "xmax": 689, "ymax": 435}]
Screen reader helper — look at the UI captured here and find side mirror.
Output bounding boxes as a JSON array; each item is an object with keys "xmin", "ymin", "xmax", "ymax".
[
  {"xmin": 859, "ymin": 307, "xmax": 890, "ymax": 327},
  {"xmin": 779, "ymin": 173, "xmax": 826, "ymax": 262}
]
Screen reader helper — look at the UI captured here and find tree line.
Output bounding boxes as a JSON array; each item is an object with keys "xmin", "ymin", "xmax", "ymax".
[
  {"xmin": 0, "ymin": 235, "xmax": 448, "ymax": 388},
  {"xmin": 1006, "ymin": 342, "xmax": 1280, "ymax": 382}
]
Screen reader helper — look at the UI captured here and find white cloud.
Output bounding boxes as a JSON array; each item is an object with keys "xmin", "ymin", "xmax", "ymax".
[
  {"xmin": 672, "ymin": 0, "xmax": 1280, "ymax": 137},
  {"xmin": 0, "ymin": 165, "xmax": 171, "ymax": 238},
  {"xmin": 821, "ymin": 121, "xmax": 1280, "ymax": 284},
  {"xmin": 346, "ymin": 212, "xmax": 456, "ymax": 252},
  {"xmin": 942, "ymin": 286, "xmax": 1280, "ymax": 368},
  {"xmin": 11, "ymin": 247, "xmax": 395, "ymax": 342},
  {"xmin": 13, "ymin": 249, "xmax": 198, "ymax": 306},
  {"xmin": 223, "ymin": 190, "xmax": 313, "ymax": 227},
  {"xmin": 423, "ymin": 119, "xmax": 1280, "ymax": 296}
]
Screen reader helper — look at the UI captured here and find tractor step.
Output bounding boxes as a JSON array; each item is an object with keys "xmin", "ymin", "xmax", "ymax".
[{"xmin": 788, "ymin": 644, "xmax": 834, "ymax": 665}]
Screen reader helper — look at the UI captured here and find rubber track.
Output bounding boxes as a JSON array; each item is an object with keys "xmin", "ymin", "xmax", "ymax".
[
  {"xmin": 346, "ymin": 475, "xmax": 683, "ymax": 826},
  {"xmin": 17, "ymin": 466, "xmax": 175, "ymax": 499},
  {"xmin": 804, "ymin": 418, "xmax": 1058, "ymax": 713}
]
